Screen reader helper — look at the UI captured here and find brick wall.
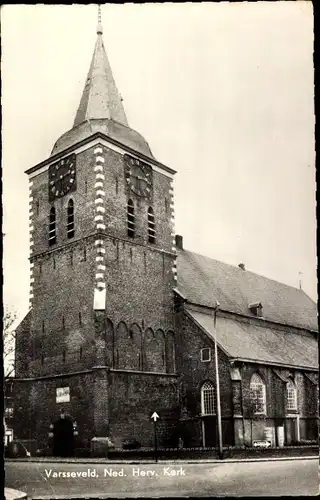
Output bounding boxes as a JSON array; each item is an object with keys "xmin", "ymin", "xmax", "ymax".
[
  {"xmin": 13, "ymin": 372, "xmax": 95, "ymax": 449},
  {"xmin": 29, "ymin": 144, "xmax": 174, "ymax": 254},
  {"xmin": 174, "ymin": 310, "xmax": 234, "ymax": 446},
  {"xmin": 240, "ymin": 364, "xmax": 317, "ymax": 420},
  {"xmin": 20, "ymin": 140, "xmax": 176, "ymax": 381},
  {"xmin": 94, "ymin": 313, "xmax": 176, "ymax": 374},
  {"xmin": 108, "ymin": 371, "xmax": 178, "ymax": 447},
  {"xmin": 15, "ymin": 312, "xmax": 32, "ymax": 377},
  {"xmin": 175, "ymin": 311, "xmax": 233, "ymax": 417},
  {"xmin": 240, "ymin": 363, "xmax": 318, "ymax": 444}
]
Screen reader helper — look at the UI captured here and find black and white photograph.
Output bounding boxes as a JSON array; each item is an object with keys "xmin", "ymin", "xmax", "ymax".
[{"xmin": 2, "ymin": 2, "xmax": 318, "ymax": 498}]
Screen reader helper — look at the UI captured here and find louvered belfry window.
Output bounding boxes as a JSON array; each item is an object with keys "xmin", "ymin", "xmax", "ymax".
[
  {"xmin": 148, "ymin": 207, "xmax": 156, "ymax": 243},
  {"xmin": 127, "ymin": 199, "xmax": 135, "ymax": 238},
  {"xmin": 67, "ymin": 199, "xmax": 75, "ymax": 239},
  {"xmin": 49, "ymin": 207, "xmax": 56, "ymax": 246}
]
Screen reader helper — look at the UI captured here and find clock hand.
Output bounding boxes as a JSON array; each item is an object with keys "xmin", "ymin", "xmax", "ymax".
[{"xmin": 59, "ymin": 170, "xmax": 72, "ymax": 180}]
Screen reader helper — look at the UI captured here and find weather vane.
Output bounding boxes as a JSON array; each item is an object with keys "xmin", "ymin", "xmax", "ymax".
[{"xmin": 97, "ymin": 4, "xmax": 103, "ymax": 35}]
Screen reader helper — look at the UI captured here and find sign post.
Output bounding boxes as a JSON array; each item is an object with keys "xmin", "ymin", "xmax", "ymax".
[{"xmin": 151, "ymin": 412, "xmax": 159, "ymax": 463}]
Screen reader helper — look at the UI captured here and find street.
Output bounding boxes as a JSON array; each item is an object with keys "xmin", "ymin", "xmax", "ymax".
[{"xmin": 5, "ymin": 458, "xmax": 319, "ymax": 498}]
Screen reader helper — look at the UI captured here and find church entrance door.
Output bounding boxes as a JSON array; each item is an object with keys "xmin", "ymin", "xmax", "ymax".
[{"xmin": 52, "ymin": 412, "xmax": 74, "ymax": 457}]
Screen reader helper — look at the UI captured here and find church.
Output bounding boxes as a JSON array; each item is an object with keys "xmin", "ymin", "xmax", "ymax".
[{"xmin": 12, "ymin": 10, "xmax": 318, "ymax": 452}]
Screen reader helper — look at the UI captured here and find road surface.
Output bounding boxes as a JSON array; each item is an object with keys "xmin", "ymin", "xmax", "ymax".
[{"xmin": 5, "ymin": 459, "xmax": 319, "ymax": 498}]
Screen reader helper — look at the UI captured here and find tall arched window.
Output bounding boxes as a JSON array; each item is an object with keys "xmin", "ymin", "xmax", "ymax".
[
  {"xmin": 201, "ymin": 381, "xmax": 215, "ymax": 415},
  {"xmin": 127, "ymin": 199, "xmax": 135, "ymax": 238},
  {"xmin": 49, "ymin": 207, "xmax": 56, "ymax": 246},
  {"xmin": 148, "ymin": 207, "xmax": 156, "ymax": 243},
  {"xmin": 67, "ymin": 199, "xmax": 75, "ymax": 239},
  {"xmin": 250, "ymin": 373, "xmax": 266, "ymax": 414},
  {"xmin": 286, "ymin": 379, "xmax": 297, "ymax": 411}
]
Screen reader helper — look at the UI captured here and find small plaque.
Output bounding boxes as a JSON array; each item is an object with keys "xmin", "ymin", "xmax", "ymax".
[{"xmin": 56, "ymin": 386, "xmax": 70, "ymax": 403}]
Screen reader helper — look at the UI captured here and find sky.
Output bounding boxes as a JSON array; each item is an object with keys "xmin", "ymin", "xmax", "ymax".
[{"xmin": 1, "ymin": 2, "xmax": 316, "ymax": 324}]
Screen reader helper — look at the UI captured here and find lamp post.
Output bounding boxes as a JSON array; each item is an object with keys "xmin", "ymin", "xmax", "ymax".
[{"xmin": 213, "ymin": 301, "xmax": 223, "ymax": 459}]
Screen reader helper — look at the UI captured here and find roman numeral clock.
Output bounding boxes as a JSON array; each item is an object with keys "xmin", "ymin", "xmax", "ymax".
[{"xmin": 49, "ymin": 154, "xmax": 76, "ymax": 201}]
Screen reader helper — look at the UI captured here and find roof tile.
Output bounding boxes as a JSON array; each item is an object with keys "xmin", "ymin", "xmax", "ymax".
[
  {"xmin": 177, "ymin": 249, "xmax": 318, "ymax": 331},
  {"xmin": 187, "ymin": 307, "xmax": 318, "ymax": 369}
]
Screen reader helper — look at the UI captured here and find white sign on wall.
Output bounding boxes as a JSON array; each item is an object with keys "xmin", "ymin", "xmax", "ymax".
[{"xmin": 56, "ymin": 387, "xmax": 70, "ymax": 403}]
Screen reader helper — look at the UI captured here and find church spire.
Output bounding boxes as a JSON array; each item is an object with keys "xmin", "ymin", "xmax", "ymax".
[{"xmin": 73, "ymin": 4, "xmax": 128, "ymax": 127}]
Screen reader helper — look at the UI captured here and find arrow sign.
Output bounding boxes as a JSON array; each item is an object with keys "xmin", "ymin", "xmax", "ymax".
[{"xmin": 151, "ymin": 412, "xmax": 160, "ymax": 462}]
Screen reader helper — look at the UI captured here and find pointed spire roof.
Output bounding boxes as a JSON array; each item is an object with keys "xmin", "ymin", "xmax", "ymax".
[
  {"xmin": 73, "ymin": 9, "xmax": 128, "ymax": 127},
  {"xmin": 51, "ymin": 6, "xmax": 154, "ymax": 159}
]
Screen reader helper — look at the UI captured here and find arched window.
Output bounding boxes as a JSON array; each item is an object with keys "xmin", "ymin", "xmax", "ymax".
[
  {"xmin": 148, "ymin": 207, "xmax": 156, "ymax": 243},
  {"xmin": 67, "ymin": 199, "xmax": 75, "ymax": 239},
  {"xmin": 127, "ymin": 199, "xmax": 135, "ymax": 238},
  {"xmin": 201, "ymin": 381, "xmax": 215, "ymax": 415},
  {"xmin": 250, "ymin": 373, "xmax": 266, "ymax": 414},
  {"xmin": 49, "ymin": 207, "xmax": 56, "ymax": 246},
  {"xmin": 287, "ymin": 379, "xmax": 297, "ymax": 411}
]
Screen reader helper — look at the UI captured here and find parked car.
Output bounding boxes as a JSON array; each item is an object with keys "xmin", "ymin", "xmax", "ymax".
[{"xmin": 253, "ymin": 440, "xmax": 271, "ymax": 448}]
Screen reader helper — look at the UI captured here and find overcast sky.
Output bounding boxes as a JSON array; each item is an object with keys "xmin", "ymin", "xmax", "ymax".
[{"xmin": 1, "ymin": 2, "xmax": 316, "ymax": 323}]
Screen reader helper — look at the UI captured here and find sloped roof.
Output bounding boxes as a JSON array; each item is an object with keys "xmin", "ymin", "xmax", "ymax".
[
  {"xmin": 51, "ymin": 118, "xmax": 154, "ymax": 158},
  {"xmin": 187, "ymin": 307, "xmax": 318, "ymax": 370},
  {"xmin": 177, "ymin": 249, "xmax": 318, "ymax": 332}
]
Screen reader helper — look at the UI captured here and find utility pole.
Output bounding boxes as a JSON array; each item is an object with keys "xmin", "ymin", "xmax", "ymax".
[{"xmin": 213, "ymin": 301, "xmax": 223, "ymax": 459}]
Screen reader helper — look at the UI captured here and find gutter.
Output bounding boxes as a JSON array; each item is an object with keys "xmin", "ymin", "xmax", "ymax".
[
  {"xmin": 229, "ymin": 357, "xmax": 318, "ymax": 372},
  {"xmin": 25, "ymin": 131, "xmax": 176, "ymax": 176}
]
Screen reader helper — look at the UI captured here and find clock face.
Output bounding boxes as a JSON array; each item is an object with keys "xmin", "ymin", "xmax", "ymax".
[
  {"xmin": 124, "ymin": 155, "xmax": 152, "ymax": 198},
  {"xmin": 48, "ymin": 154, "xmax": 76, "ymax": 201}
]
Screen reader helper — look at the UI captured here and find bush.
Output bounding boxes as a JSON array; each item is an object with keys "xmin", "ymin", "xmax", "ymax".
[
  {"xmin": 74, "ymin": 447, "xmax": 91, "ymax": 458},
  {"xmin": 122, "ymin": 439, "xmax": 141, "ymax": 450},
  {"xmin": 35, "ymin": 447, "xmax": 52, "ymax": 457},
  {"xmin": 297, "ymin": 439, "xmax": 318, "ymax": 446}
]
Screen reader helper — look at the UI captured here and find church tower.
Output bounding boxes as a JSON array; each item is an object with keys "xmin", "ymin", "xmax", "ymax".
[{"xmin": 14, "ymin": 7, "xmax": 178, "ymax": 448}]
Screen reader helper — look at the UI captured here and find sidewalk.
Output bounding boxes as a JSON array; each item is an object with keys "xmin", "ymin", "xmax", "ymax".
[
  {"xmin": 5, "ymin": 488, "xmax": 27, "ymax": 500},
  {"xmin": 5, "ymin": 455, "xmax": 318, "ymax": 464}
]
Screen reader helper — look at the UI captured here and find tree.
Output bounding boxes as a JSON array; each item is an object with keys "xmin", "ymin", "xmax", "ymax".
[{"xmin": 3, "ymin": 307, "xmax": 17, "ymax": 379}]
